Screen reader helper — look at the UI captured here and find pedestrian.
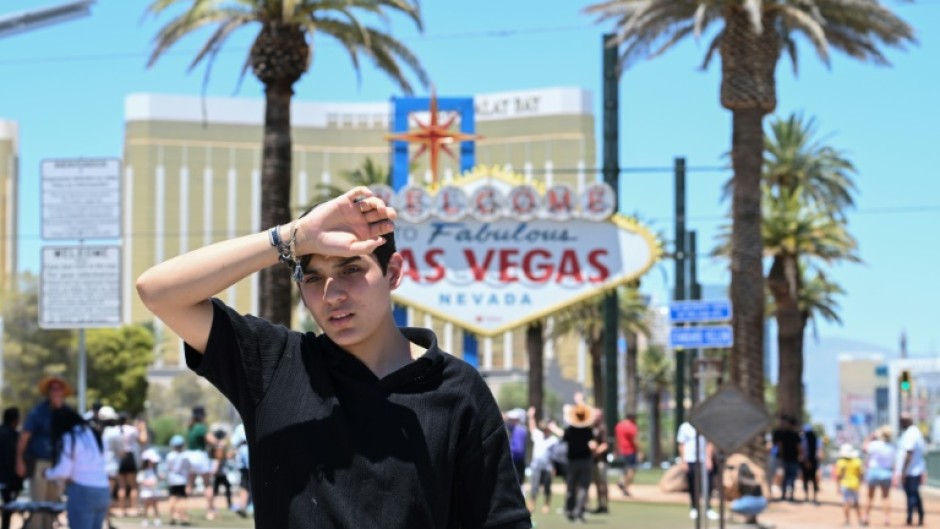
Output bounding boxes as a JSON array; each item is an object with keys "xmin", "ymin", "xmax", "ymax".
[
  {"xmin": 165, "ymin": 435, "xmax": 192, "ymax": 526},
  {"xmin": 727, "ymin": 462, "xmax": 768, "ymax": 525},
  {"xmin": 562, "ymin": 402, "xmax": 595, "ymax": 523},
  {"xmin": 230, "ymin": 422, "xmax": 251, "ymax": 518},
  {"xmin": 836, "ymin": 443, "xmax": 863, "ymax": 526},
  {"xmin": 116, "ymin": 411, "xmax": 143, "ymax": 517},
  {"xmin": 15, "ymin": 375, "xmax": 74, "ymax": 529},
  {"xmin": 0, "ymin": 407, "xmax": 23, "ymax": 529},
  {"xmin": 589, "ymin": 408, "xmax": 610, "ymax": 514},
  {"xmin": 525, "ymin": 406, "xmax": 559, "ymax": 514},
  {"xmin": 44, "ymin": 406, "xmax": 110, "ymax": 529},
  {"xmin": 97, "ymin": 406, "xmax": 121, "ymax": 529},
  {"xmin": 138, "ymin": 448, "xmax": 163, "ymax": 527},
  {"xmin": 184, "ymin": 406, "xmax": 218, "ymax": 520},
  {"xmin": 894, "ymin": 412, "xmax": 925, "ymax": 527},
  {"xmin": 135, "ymin": 187, "xmax": 531, "ymax": 529},
  {"xmin": 614, "ymin": 412, "xmax": 639, "ymax": 497},
  {"xmin": 209, "ymin": 429, "xmax": 233, "ymax": 514},
  {"xmin": 505, "ymin": 408, "xmax": 528, "ymax": 486},
  {"xmin": 771, "ymin": 415, "xmax": 802, "ymax": 502},
  {"xmin": 862, "ymin": 426, "xmax": 895, "ymax": 526},
  {"xmin": 677, "ymin": 420, "xmax": 718, "ymax": 520},
  {"xmin": 800, "ymin": 423, "xmax": 822, "ymax": 504}
]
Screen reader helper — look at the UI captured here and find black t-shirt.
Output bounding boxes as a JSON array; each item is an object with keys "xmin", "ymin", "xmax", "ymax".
[
  {"xmin": 563, "ymin": 426, "xmax": 594, "ymax": 461},
  {"xmin": 186, "ymin": 299, "xmax": 531, "ymax": 529},
  {"xmin": 772, "ymin": 428, "xmax": 801, "ymax": 463}
]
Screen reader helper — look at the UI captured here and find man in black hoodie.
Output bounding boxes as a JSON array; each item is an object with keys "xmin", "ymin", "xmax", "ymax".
[{"xmin": 137, "ymin": 187, "xmax": 531, "ymax": 529}]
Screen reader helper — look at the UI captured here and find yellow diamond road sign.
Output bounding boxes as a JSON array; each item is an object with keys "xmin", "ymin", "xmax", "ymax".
[{"xmin": 689, "ymin": 385, "xmax": 771, "ymax": 454}]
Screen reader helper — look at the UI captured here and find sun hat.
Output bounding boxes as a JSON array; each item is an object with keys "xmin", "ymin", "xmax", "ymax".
[
  {"xmin": 97, "ymin": 406, "xmax": 118, "ymax": 421},
  {"xmin": 37, "ymin": 375, "xmax": 73, "ymax": 397},
  {"xmin": 837, "ymin": 443, "xmax": 858, "ymax": 459},
  {"xmin": 506, "ymin": 408, "xmax": 526, "ymax": 422},
  {"xmin": 565, "ymin": 403, "xmax": 595, "ymax": 428},
  {"xmin": 169, "ymin": 435, "xmax": 186, "ymax": 448},
  {"xmin": 141, "ymin": 448, "xmax": 162, "ymax": 464}
]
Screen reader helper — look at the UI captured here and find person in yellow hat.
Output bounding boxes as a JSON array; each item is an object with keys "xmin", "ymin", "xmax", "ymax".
[{"xmin": 15, "ymin": 375, "xmax": 75, "ymax": 529}]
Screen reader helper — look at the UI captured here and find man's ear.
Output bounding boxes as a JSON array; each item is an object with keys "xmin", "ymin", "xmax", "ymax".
[{"xmin": 386, "ymin": 253, "xmax": 405, "ymax": 290}]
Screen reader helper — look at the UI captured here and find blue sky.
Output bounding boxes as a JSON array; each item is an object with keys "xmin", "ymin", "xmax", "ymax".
[{"xmin": 2, "ymin": 0, "xmax": 938, "ymax": 357}]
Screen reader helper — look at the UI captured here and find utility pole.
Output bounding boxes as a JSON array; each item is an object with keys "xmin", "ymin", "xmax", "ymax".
[
  {"xmin": 602, "ymin": 33, "xmax": 619, "ymax": 435},
  {"xmin": 0, "ymin": 1, "xmax": 93, "ymax": 38},
  {"xmin": 673, "ymin": 157, "xmax": 687, "ymax": 455}
]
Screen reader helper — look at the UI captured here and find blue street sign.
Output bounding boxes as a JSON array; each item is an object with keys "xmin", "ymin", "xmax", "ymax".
[
  {"xmin": 670, "ymin": 325, "xmax": 734, "ymax": 349},
  {"xmin": 669, "ymin": 299, "xmax": 732, "ymax": 323}
]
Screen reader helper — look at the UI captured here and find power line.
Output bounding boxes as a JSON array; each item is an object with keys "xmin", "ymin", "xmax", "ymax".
[{"xmin": 0, "ymin": 24, "xmax": 595, "ymax": 66}]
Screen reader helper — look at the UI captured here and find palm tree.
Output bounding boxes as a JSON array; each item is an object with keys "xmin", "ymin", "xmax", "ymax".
[
  {"xmin": 526, "ymin": 321, "xmax": 546, "ymax": 422},
  {"xmin": 763, "ymin": 114, "xmax": 857, "ymax": 219},
  {"xmin": 619, "ymin": 284, "xmax": 649, "ymax": 417},
  {"xmin": 147, "ymin": 1, "xmax": 429, "ymax": 327},
  {"xmin": 763, "ymin": 187, "xmax": 858, "ymax": 420},
  {"xmin": 638, "ymin": 344, "xmax": 672, "ymax": 465},
  {"xmin": 314, "ymin": 157, "xmax": 391, "ymax": 202},
  {"xmin": 584, "ymin": 0, "xmax": 914, "ymax": 454},
  {"xmin": 551, "ymin": 285, "xmax": 649, "ymax": 415}
]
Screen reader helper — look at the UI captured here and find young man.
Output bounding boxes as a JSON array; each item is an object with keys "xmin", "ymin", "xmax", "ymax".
[
  {"xmin": 136, "ymin": 187, "xmax": 531, "ymax": 529},
  {"xmin": 895, "ymin": 412, "xmax": 925, "ymax": 527}
]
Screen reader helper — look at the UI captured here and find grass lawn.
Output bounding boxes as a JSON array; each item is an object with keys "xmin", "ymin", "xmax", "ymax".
[{"xmin": 530, "ymin": 501, "xmax": 691, "ymax": 529}]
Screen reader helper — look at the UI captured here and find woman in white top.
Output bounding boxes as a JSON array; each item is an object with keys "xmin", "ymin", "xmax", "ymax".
[
  {"xmin": 525, "ymin": 406, "xmax": 560, "ymax": 513},
  {"xmin": 44, "ymin": 407, "xmax": 110, "ymax": 529},
  {"xmin": 863, "ymin": 426, "xmax": 896, "ymax": 526}
]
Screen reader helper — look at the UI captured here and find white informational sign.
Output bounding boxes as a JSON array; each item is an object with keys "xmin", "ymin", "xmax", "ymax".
[
  {"xmin": 388, "ymin": 168, "xmax": 661, "ymax": 336},
  {"xmin": 40, "ymin": 246, "xmax": 122, "ymax": 329},
  {"xmin": 41, "ymin": 158, "xmax": 122, "ymax": 240}
]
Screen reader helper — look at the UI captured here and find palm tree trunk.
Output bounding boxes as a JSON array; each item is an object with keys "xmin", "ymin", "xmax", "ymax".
[
  {"xmin": 648, "ymin": 392, "xmax": 662, "ymax": 464},
  {"xmin": 625, "ymin": 330, "xmax": 639, "ymax": 416},
  {"xmin": 259, "ymin": 80, "xmax": 295, "ymax": 327},
  {"xmin": 590, "ymin": 337, "xmax": 605, "ymax": 412},
  {"xmin": 729, "ymin": 106, "xmax": 768, "ymax": 463},
  {"xmin": 769, "ymin": 255, "xmax": 804, "ymax": 421},
  {"xmin": 526, "ymin": 321, "xmax": 545, "ymax": 421}
]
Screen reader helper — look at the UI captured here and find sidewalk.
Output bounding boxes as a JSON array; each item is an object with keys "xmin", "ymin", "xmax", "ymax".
[{"xmin": 619, "ymin": 481, "xmax": 940, "ymax": 529}]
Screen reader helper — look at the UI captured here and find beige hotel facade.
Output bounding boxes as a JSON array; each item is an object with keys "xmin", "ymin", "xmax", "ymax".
[{"xmin": 124, "ymin": 87, "xmax": 602, "ymax": 387}]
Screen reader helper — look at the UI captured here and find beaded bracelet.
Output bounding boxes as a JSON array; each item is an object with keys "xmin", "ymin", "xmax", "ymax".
[{"xmin": 268, "ymin": 225, "xmax": 292, "ymax": 264}]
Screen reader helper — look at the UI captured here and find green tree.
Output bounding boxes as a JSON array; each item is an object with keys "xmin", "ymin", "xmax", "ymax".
[
  {"xmin": 85, "ymin": 325, "xmax": 155, "ymax": 415},
  {"xmin": 147, "ymin": 0, "xmax": 429, "ymax": 328},
  {"xmin": 1, "ymin": 274, "xmax": 73, "ymax": 412},
  {"xmin": 585, "ymin": 0, "xmax": 914, "ymax": 461},
  {"xmin": 637, "ymin": 345, "xmax": 672, "ymax": 464},
  {"xmin": 550, "ymin": 285, "xmax": 649, "ymax": 416}
]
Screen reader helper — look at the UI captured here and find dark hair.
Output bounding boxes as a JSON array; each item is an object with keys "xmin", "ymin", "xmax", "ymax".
[
  {"xmin": 297, "ymin": 202, "xmax": 397, "ymax": 276},
  {"xmin": 51, "ymin": 407, "xmax": 102, "ymax": 466},
  {"xmin": 2, "ymin": 407, "xmax": 19, "ymax": 425},
  {"xmin": 737, "ymin": 463, "xmax": 763, "ymax": 497}
]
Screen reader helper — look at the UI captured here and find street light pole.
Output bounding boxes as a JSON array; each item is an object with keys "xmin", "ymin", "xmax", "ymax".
[{"xmin": 0, "ymin": 1, "xmax": 93, "ymax": 39}]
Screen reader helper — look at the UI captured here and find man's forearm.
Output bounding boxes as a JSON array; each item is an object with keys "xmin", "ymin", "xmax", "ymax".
[{"xmin": 137, "ymin": 230, "xmax": 281, "ymax": 313}]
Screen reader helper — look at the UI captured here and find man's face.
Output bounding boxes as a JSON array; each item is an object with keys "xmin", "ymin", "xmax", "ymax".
[
  {"xmin": 47, "ymin": 382, "xmax": 66, "ymax": 408},
  {"xmin": 299, "ymin": 252, "xmax": 403, "ymax": 350}
]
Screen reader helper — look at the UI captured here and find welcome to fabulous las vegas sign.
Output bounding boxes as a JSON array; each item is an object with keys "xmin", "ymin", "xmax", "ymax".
[{"xmin": 370, "ymin": 166, "xmax": 662, "ymax": 337}]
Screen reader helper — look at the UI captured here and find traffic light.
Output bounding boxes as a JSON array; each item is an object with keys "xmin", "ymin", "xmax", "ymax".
[{"xmin": 899, "ymin": 370, "xmax": 912, "ymax": 393}]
